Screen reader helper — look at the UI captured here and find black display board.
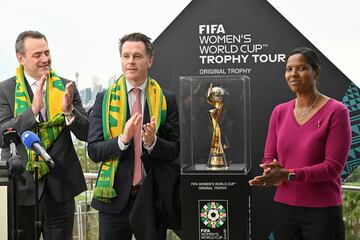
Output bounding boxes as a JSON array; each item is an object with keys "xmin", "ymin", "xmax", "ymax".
[
  {"xmin": 181, "ymin": 174, "xmax": 250, "ymax": 240},
  {"xmin": 149, "ymin": 0, "xmax": 359, "ymax": 238}
]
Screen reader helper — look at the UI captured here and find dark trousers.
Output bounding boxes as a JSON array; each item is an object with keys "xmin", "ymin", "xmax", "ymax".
[
  {"xmin": 98, "ymin": 195, "xmax": 136, "ymax": 240},
  {"xmin": 18, "ymin": 187, "xmax": 75, "ymax": 240},
  {"xmin": 275, "ymin": 202, "xmax": 344, "ymax": 240}
]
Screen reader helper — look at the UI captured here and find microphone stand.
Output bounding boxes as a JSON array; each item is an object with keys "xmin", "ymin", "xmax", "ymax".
[
  {"xmin": 34, "ymin": 153, "xmax": 41, "ymax": 240},
  {"xmin": 2, "ymin": 128, "xmax": 24, "ymax": 240},
  {"xmin": 9, "ymin": 160, "xmax": 23, "ymax": 240}
]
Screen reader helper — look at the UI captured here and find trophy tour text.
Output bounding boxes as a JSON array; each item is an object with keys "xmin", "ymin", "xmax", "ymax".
[{"xmin": 198, "ymin": 24, "xmax": 285, "ymax": 65}]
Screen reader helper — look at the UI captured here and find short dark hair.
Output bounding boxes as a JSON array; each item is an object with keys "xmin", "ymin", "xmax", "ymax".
[
  {"xmin": 119, "ymin": 32, "xmax": 154, "ymax": 57},
  {"xmin": 285, "ymin": 47, "xmax": 320, "ymax": 70},
  {"xmin": 15, "ymin": 30, "xmax": 47, "ymax": 55}
]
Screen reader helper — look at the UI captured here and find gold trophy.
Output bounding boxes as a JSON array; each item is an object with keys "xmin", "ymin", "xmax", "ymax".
[{"xmin": 207, "ymin": 83, "xmax": 228, "ymax": 169}]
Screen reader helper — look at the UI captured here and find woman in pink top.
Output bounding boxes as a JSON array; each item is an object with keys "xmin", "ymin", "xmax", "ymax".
[{"xmin": 249, "ymin": 47, "xmax": 351, "ymax": 240}]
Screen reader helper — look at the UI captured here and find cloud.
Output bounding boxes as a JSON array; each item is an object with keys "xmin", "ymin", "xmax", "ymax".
[{"xmin": 0, "ymin": 0, "xmax": 191, "ymax": 88}]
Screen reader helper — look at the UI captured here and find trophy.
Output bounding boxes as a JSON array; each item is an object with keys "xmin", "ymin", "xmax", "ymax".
[{"xmin": 207, "ymin": 83, "xmax": 228, "ymax": 169}]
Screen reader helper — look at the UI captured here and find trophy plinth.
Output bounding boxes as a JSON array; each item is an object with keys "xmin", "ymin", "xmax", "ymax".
[
  {"xmin": 207, "ymin": 84, "xmax": 228, "ymax": 170},
  {"xmin": 207, "ymin": 153, "xmax": 227, "ymax": 169}
]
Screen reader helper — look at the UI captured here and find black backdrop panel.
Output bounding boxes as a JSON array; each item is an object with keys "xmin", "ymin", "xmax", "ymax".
[{"xmin": 149, "ymin": 0, "xmax": 356, "ymax": 239}]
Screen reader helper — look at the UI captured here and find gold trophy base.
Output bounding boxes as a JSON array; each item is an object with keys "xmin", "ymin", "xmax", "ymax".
[{"xmin": 207, "ymin": 153, "xmax": 228, "ymax": 170}]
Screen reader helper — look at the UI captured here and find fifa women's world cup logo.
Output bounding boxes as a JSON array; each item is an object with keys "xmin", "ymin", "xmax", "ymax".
[{"xmin": 207, "ymin": 83, "xmax": 228, "ymax": 169}]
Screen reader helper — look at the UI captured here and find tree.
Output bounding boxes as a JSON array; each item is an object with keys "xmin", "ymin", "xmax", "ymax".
[{"xmin": 73, "ymin": 138, "xmax": 100, "ymax": 173}]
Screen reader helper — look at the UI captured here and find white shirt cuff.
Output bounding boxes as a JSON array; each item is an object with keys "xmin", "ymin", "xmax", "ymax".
[
  {"xmin": 143, "ymin": 135, "xmax": 157, "ymax": 153},
  {"xmin": 65, "ymin": 115, "xmax": 75, "ymax": 125},
  {"xmin": 35, "ymin": 114, "xmax": 40, "ymax": 122},
  {"xmin": 118, "ymin": 134, "xmax": 130, "ymax": 151}
]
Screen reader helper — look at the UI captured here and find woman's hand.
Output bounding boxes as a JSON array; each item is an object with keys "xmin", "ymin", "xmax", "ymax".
[{"xmin": 249, "ymin": 159, "xmax": 289, "ymax": 187}]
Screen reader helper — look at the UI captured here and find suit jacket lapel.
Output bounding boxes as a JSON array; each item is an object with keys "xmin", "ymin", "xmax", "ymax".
[{"xmin": 143, "ymin": 100, "xmax": 150, "ymax": 124}]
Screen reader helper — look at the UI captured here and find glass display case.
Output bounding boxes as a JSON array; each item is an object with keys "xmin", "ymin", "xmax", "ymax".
[{"xmin": 179, "ymin": 75, "xmax": 251, "ymax": 174}]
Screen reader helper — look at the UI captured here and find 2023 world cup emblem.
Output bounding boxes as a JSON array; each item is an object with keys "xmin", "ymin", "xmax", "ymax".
[{"xmin": 199, "ymin": 200, "xmax": 229, "ymax": 240}]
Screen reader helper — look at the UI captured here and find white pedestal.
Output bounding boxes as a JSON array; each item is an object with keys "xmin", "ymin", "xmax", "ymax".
[{"xmin": 0, "ymin": 182, "xmax": 8, "ymax": 240}]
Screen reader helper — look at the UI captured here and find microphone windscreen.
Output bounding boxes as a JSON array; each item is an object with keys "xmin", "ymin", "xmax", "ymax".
[
  {"xmin": 2, "ymin": 128, "xmax": 21, "ymax": 147},
  {"xmin": 21, "ymin": 131, "xmax": 41, "ymax": 150}
]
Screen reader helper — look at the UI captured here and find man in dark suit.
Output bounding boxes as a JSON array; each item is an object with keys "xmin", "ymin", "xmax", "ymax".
[
  {"xmin": 0, "ymin": 30, "xmax": 89, "ymax": 240},
  {"xmin": 87, "ymin": 32, "xmax": 180, "ymax": 240}
]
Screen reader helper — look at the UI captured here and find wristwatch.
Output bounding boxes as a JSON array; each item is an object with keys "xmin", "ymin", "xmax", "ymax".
[{"xmin": 287, "ymin": 169, "xmax": 296, "ymax": 181}]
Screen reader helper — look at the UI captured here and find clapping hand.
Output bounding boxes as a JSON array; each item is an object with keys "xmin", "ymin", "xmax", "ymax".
[
  {"xmin": 249, "ymin": 159, "xmax": 288, "ymax": 187},
  {"xmin": 31, "ymin": 75, "xmax": 46, "ymax": 116},
  {"xmin": 142, "ymin": 116, "xmax": 156, "ymax": 147},
  {"xmin": 62, "ymin": 82, "xmax": 74, "ymax": 114},
  {"xmin": 120, "ymin": 112, "xmax": 142, "ymax": 144}
]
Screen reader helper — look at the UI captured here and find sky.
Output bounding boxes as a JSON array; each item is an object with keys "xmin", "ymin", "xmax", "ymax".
[{"xmin": 0, "ymin": 0, "xmax": 359, "ymax": 90}]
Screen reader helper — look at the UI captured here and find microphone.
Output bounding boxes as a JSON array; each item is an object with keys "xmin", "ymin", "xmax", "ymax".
[
  {"xmin": 3, "ymin": 128, "xmax": 21, "ymax": 156},
  {"xmin": 2, "ymin": 128, "xmax": 25, "ymax": 175},
  {"xmin": 21, "ymin": 131, "xmax": 55, "ymax": 168}
]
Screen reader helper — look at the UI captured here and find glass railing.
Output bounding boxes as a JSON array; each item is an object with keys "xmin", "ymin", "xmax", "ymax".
[{"xmin": 73, "ymin": 173, "xmax": 98, "ymax": 240}]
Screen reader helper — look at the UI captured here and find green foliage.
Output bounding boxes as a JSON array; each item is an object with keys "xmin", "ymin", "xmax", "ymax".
[
  {"xmin": 345, "ymin": 166, "xmax": 360, "ymax": 183},
  {"xmin": 73, "ymin": 204, "xmax": 99, "ymax": 240},
  {"xmin": 167, "ymin": 230, "xmax": 181, "ymax": 240},
  {"xmin": 73, "ymin": 139, "xmax": 100, "ymax": 173},
  {"xmin": 343, "ymin": 191, "xmax": 360, "ymax": 239},
  {"xmin": 343, "ymin": 166, "xmax": 360, "ymax": 239}
]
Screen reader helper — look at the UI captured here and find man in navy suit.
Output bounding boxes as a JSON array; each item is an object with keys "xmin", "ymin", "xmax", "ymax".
[{"xmin": 87, "ymin": 32, "xmax": 180, "ymax": 240}]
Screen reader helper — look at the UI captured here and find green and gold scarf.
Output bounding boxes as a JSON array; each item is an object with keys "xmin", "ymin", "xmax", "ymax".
[
  {"xmin": 14, "ymin": 65, "xmax": 66, "ymax": 178},
  {"xmin": 94, "ymin": 75, "xmax": 167, "ymax": 202}
]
